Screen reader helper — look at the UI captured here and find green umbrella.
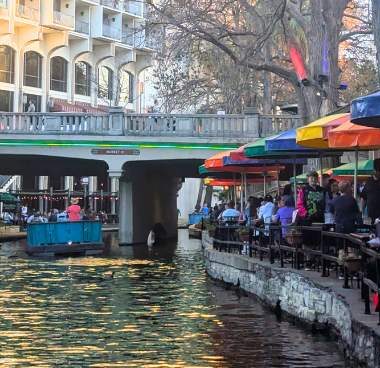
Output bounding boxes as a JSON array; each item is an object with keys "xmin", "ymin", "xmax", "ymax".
[
  {"xmin": 332, "ymin": 160, "xmax": 374, "ymax": 176},
  {"xmin": 0, "ymin": 192, "xmax": 18, "ymax": 203}
]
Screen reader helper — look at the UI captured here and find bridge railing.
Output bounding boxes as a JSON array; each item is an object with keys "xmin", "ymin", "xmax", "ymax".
[{"xmin": 0, "ymin": 112, "xmax": 301, "ymax": 138}]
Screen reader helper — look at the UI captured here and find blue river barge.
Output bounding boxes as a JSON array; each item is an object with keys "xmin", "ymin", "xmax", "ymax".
[{"xmin": 26, "ymin": 221, "xmax": 104, "ymax": 256}]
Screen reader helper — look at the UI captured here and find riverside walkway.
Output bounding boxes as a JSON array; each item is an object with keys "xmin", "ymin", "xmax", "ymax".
[{"xmin": 203, "ymin": 227, "xmax": 380, "ymax": 368}]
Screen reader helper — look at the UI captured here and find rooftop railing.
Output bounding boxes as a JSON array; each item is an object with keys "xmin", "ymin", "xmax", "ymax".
[{"xmin": 0, "ymin": 112, "xmax": 301, "ymax": 140}]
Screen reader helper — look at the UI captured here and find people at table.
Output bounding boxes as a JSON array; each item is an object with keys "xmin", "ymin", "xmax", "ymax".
[
  {"xmin": 219, "ymin": 200, "xmax": 240, "ymax": 222},
  {"xmin": 257, "ymin": 195, "xmax": 275, "ymax": 231},
  {"xmin": 330, "ymin": 181, "xmax": 360, "ymax": 234},
  {"xmin": 297, "ymin": 170, "xmax": 326, "ymax": 224},
  {"xmin": 273, "ymin": 196, "xmax": 295, "ymax": 237},
  {"xmin": 360, "ymin": 159, "xmax": 380, "ymax": 224}
]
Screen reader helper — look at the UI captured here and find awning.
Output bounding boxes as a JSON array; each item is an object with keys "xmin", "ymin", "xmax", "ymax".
[
  {"xmin": 296, "ymin": 113, "xmax": 350, "ymax": 149},
  {"xmin": 328, "ymin": 121, "xmax": 380, "ymax": 150},
  {"xmin": 332, "ymin": 160, "xmax": 374, "ymax": 176},
  {"xmin": 351, "ymin": 91, "xmax": 380, "ymax": 127}
]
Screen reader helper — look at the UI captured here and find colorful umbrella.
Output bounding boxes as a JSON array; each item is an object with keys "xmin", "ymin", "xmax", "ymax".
[
  {"xmin": 351, "ymin": 91, "xmax": 380, "ymax": 127},
  {"xmin": 296, "ymin": 113, "xmax": 350, "ymax": 149},
  {"xmin": 328, "ymin": 121, "xmax": 380, "ymax": 150},
  {"xmin": 204, "ymin": 150, "xmax": 233, "ymax": 169},
  {"xmin": 265, "ymin": 129, "xmax": 311, "ymax": 152},
  {"xmin": 332, "ymin": 160, "xmax": 374, "ymax": 176},
  {"xmin": 204, "ymin": 177, "xmax": 275, "ymax": 187}
]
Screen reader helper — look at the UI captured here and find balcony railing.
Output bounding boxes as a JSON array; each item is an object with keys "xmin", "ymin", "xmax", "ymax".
[
  {"xmin": 124, "ymin": 0, "xmax": 142, "ymax": 16},
  {"xmin": 0, "ymin": 112, "xmax": 301, "ymax": 140},
  {"xmin": 103, "ymin": 24, "xmax": 121, "ymax": 40},
  {"xmin": 101, "ymin": 0, "xmax": 119, "ymax": 9},
  {"xmin": 0, "ymin": 0, "xmax": 7, "ymax": 9},
  {"xmin": 53, "ymin": 10, "xmax": 74, "ymax": 27},
  {"xmin": 75, "ymin": 19, "xmax": 90, "ymax": 34},
  {"xmin": 16, "ymin": 3, "xmax": 39, "ymax": 21},
  {"xmin": 134, "ymin": 30, "xmax": 155, "ymax": 49}
]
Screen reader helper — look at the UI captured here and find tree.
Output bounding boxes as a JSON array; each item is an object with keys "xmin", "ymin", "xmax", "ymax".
[
  {"xmin": 148, "ymin": 0, "xmax": 371, "ymax": 123},
  {"xmin": 373, "ymin": 0, "xmax": 380, "ymax": 82}
]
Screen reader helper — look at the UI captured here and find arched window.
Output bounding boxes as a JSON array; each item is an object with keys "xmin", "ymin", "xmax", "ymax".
[
  {"xmin": 75, "ymin": 61, "xmax": 91, "ymax": 96},
  {"xmin": 0, "ymin": 46, "xmax": 15, "ymax": 84},
  {"xmin": 24, "ymin": 51, "xmax": 42, "ymax": 88},
  {"xmin": 98, "ymin": 66, "xmax": 113, "ymax": 100},
  {"xmin": 50, "ymin": 56, "xmax": 68, "ymax": 92},
  {"xmin": 119, "ymin": 68, "xmax": 134, "ymax": 104}
]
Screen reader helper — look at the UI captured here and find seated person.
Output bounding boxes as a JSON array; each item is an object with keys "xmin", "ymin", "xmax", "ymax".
[
  {"xmin": 219, "ymin": 200, "xmax": 240, "ymax": 222},
  {"xmin": 273, "ymin": 196, "xmax": 295, "ymax": 238}
]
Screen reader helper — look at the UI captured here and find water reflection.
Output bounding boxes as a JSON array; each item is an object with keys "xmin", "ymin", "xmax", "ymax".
[{"xmin": 0, "ymin": 230, "xmax": 346, "ymax": 367}]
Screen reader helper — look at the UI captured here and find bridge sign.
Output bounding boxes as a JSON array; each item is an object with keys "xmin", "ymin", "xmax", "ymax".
[{"xmin": 91, "ymin": 149, "xmax": 140, "ymax": 155}]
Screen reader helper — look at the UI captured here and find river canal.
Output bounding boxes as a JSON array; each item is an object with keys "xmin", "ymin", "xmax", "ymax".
[{"xmin": 0, "ymin": 230, "xmax": 347, "ymax": 367}]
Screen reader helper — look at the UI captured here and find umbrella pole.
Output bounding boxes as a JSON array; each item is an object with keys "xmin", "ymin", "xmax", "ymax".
[
  {"xmin": 319, "ymin": 154, "xmax": 323, "ymax": 186},
  {"xmin": 233, "ymin": 174, "xmax": 237, "ymax": 204},
  {"xmin": 240, "ymin": 173, "xmax": 244, "ymax": 210},
  {"xmin": 277, "ymin": 171, "xmax": 280, "ymax": 197},
  {"xmin": 354, "ymin": 149, "xmax": 358, "ymax": 199},
  {"xmin": 293, "ymin": 160, "xmax": 297, "ymax": 204},
  {"xmin": 244, "ymin": 173, "xmax": 248, "ymax": 206},
  {"xmin": 263, "ymin": 174, "xmax": 267, "ymax": 196}
]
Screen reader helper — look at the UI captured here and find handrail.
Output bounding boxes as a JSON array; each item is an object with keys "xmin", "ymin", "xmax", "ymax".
[{"xmin": 210, "ymin": 222, "xmax": 380, "ymax": 321}]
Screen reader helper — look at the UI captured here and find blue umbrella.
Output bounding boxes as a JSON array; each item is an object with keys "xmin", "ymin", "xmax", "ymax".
[
  {"xmin": 265, "ymin": 129, "xmax": 313, "ymax": 152},
  {"xmin": 351, "ymin": 91, "xmax": 380, "ymax": 127}
]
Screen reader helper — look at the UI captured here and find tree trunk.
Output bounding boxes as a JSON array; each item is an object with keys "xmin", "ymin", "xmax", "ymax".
[{"xmin": 373, "ymin": 0, "xmax": 380, "ymax": 83}]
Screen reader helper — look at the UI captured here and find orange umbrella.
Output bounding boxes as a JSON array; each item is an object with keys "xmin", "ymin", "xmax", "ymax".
[
  {"xmin": 204, "ymin": 177, "xmax": 275, "ymax": 186},
  {"xmin": 328, "ymin": 121, "xmax": 380, "ymax": 149},
  {"xmin": 204, "ymin": 150, "xmax": 233, "ymax": 169}
]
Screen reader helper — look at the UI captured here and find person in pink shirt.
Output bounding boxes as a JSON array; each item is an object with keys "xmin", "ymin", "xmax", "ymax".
[{"xmin": 66, "ymin": 198, "xmax": 81, "ymax": 221}]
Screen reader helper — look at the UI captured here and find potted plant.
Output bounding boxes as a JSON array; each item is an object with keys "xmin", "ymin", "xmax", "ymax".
[
  {"xmin": 238, "ymin": 227, "xmax": 250, "ymax": 243},
  {"xmin": 285, "ymin": 228, "xmax": 303, "ymax": 247}
]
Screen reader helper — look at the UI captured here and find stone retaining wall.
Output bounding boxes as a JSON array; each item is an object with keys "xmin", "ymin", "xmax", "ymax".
[{"xmin": 202, "ymin": 232, "xmax": 380, "ymax": 367}]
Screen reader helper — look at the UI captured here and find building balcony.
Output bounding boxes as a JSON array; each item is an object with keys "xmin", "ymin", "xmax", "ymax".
[
  {"xmin": 16, "ymin": 3, "xmax": 40, "ymax": 21},
  {"xmin": 53, "ymin": 10, "xmax": 74, "ymax": 28},
  {"xmin": 75, "ymin": 19, "xmax": 90, "ymax": 34},
  {"xmin": 124, "ymin": 1, "xmax": 142, "ymax": 17},
  {"xmin": 134, "ymin": 30, "xmax": 155, "ymax": 49},
  {"xmin": 103, "ymin": 24, "xmax": 121, "ymax": 40},
  {"xmin": 101, "ymin": 0, "xmax": 120, "ymax": 10}
]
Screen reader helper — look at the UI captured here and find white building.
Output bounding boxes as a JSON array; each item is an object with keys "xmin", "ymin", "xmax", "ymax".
[{"xmin": 0, "ymin": 0, "xmax": 152, "ymax": 113}]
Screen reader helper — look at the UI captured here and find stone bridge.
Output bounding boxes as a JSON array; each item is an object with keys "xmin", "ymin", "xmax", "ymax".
[{"xmin": 0, "ymin": 109, "xmax": 300, "ymax": 244}]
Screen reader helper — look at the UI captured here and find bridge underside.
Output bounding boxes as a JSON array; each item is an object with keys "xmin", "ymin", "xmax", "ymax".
[{"xmin": 0, "ymin": 154, "xmax": 204, "ymax": 244}]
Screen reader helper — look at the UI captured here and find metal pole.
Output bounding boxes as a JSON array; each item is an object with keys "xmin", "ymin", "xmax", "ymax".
[
  {"xmin": 233, "ymin": 173, "xmax": 237, "ymax": 204},
  {"xmin": 319, "ymin": 154, "xmax": 323, "ymax": 186},
  {"xmin": 354, "ymin": 149, "xmax": 359, "ymax": 199},
  {"xmin": 244, "ymin": 173, "xmax": 247, "ymax": 206},
  {"xmin": 240, "ymin": 172, "xmax": 244, "ymax": 210},
  {"xmin": 293, "ymin": 160, "xmax": 297, "ymax": 204},
  {"xmin": 263, "ymin": 173, "xmax": 267, "ymax": 196}
]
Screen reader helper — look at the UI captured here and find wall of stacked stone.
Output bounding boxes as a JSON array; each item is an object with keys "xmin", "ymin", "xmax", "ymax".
[{"xmin": 202, "ymin": 232, "xmax": 380, "ymax": 367}]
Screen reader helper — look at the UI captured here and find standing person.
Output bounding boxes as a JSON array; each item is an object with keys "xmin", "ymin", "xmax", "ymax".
[
  {"xmin": 324, "ymin": 180, "xmax": 340, "ymax": 224},
  {"xmin": 66, "ymin": 198, "xmax": 81, "ymax": 221},
  {"xmin": 360, "ymin": 159, "xmax": 380, "ymax": 224},
  {"xmin": 27, "ymin": 100, "xmax": 36, "ymax": 113},
  {"xmin": 297, "ymin": 171, "xmax": 326, "ymax": 224},
  {"xmin": 330, "ymin": 181, "xmax": 360, "ymax": 233},
  {"xmin": 201, "ymin": 203, "xmax": 209, "ymax": 216}
]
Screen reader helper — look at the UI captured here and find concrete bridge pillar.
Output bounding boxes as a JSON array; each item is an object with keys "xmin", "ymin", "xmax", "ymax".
[
  {"xmin": 64, "ymin": 176, "xmax": 74, "ymax": 208},
  {"xmin": 118, "ymin": 172, "xmax": 178, "ymax": 245},
  {"xmin": 110, "ymin": 176, "xmax": 119, "ymax": 215}
]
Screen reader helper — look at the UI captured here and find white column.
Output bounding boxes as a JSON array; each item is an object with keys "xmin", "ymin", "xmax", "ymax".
[
  {"xmin": 119, "ymin": 179, "xmax": 133, "ymax": 244},
  {"xmin": 110, "ymin": 176, "xmax": 119, "ymax": 215},
  {"xmin": 88, "ymin": 176, "xmax": 98, "ymax": 212},
  {"xmin": 38, "ymin": 176, "xmax": 48, "ymax": 213}
]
